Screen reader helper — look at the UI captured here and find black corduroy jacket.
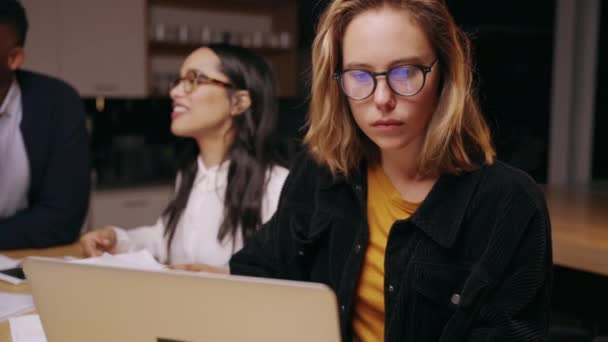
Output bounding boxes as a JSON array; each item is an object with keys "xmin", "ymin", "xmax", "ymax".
[{"xmin": 230, "ymin": 152, "xmax": 552, "ymax": 341}]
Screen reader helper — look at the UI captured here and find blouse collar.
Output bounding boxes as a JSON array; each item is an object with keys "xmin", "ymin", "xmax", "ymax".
[{"xmin": 194, "ymin": 156, "xmax": 230, "ymax": 189}]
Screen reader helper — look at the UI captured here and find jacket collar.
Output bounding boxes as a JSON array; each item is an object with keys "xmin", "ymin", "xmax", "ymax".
[
  {"xmin": 318, "ymin": 160, "xmax": 486, "ymax": 249},
  {"xmin": 317, "ymin": 160, "xmax": 364, "ymax": 191},
  {"xmin": 410, "ymin": 167, "xmax": 484, "ymax": 248}
]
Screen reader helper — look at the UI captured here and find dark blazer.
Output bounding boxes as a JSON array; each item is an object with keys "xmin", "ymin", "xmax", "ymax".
[
  {"xmin": 0, "ymin": 70, "xmax": 90, "ymax": 249},
  {"xmin": 230, "ymin": 152, "xmax": 552, "ymax": 341}
]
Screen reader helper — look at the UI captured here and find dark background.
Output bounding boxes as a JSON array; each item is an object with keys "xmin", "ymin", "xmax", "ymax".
[{"xmin": 593, "ymin": 2, "xmax": 608, "ymax": 181}]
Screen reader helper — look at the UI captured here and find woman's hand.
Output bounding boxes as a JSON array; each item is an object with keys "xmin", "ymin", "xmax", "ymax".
[
  {"xmin": 168, "ymin": 263, "xmax": 228, "ymax": 274},
  {"xmin": 79, "ymin": 227, "xmax": 117, "ymax": 257}
]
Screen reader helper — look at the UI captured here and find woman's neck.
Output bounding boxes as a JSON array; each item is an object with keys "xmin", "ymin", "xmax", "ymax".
[
  {"xmin": 380, "ymin": 139, "xmax": 438, "ymax": 203},
  {"xmin": 196, "ymin": 130, "xmax": 234, "ymax": 168}
]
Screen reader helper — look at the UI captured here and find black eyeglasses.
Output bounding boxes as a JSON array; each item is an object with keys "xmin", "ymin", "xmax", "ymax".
[
  {"xmin": 170, "ymin": 70, "xmax": 234, "ymax": 94},
  {"xmin": 333, "ymin": 59, "xmax": 438, "ymax": 100}
]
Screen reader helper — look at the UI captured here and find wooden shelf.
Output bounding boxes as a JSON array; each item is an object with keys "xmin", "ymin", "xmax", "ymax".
[
  {"xmin": 148, "ymin": 42, "xmax": 293, "ymax": 57},
  {"xmin": 147, "ymin": 0, "xmax": 299, "ymax": 97},
  {"xmin": 148, "ymin": 0, "xmax": 291, "ymax": 13}
]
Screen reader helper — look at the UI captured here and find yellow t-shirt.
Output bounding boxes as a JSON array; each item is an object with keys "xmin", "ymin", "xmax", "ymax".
[{"xmin": 353, "ymin": 166, "xmax": 420, "ymax": 341}]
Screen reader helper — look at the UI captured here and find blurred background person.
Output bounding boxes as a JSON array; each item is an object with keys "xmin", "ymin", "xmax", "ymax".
[
  {"xmin": 80, "ymin": 44, "xmax": 289, "ymax": 271},
  {"xmin": 0, "ymin": 0, "xmax": 90, "ymax": 249}
]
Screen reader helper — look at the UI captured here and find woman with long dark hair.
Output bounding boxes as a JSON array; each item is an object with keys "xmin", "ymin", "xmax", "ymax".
[{"xmin": 80, "ymin": 44, "xmax": 288, "ymax": 270}]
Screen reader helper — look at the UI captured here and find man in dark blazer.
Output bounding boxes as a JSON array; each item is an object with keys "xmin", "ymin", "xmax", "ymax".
[{"xmin": 0, "ymin": 0, "xmax": 90, "ymax": 249}]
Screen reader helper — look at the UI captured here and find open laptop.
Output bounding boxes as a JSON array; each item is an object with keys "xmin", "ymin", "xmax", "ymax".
[{"xmin": 22, "ymin": 257, "xmax": 341, "ymax": 342}]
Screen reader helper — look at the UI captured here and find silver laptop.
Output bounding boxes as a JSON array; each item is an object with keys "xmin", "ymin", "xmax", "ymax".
[{"xmin": 22, "ymin": 257, "xmax": 341, "ymax": 342}]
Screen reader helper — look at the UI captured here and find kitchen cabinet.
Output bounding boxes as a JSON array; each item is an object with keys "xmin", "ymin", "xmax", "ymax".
[
  {"xmin": 91, "ymin": 185, "xmax": 173, "ymax": 229},
  {"xmin": 19, "ymin": 0, "xmax": 61, "ymax": 77},
  {"xmin": 21, "ymin": 0, "xmax": 147, "ymax": 97},
  {"xmin": 21, "ymin": 0, "xmax": 298, "ymax": 97}
]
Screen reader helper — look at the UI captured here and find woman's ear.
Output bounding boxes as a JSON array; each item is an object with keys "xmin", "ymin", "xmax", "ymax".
[{"xmin": 230, "ymin": 90, "xmax": 252, "ymax": 116}]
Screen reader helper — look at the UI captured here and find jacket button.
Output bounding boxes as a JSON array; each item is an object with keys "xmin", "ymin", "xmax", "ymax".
[
  {"xmin": 354, "ymin": 185, "xmax": 362, "ymax": 192},
  {"xmin": 297, "ymin": 250, "xmax": 305, "ymax": 256},
  {"xmin": 354, "ymin": 244, "xmax": 361, "ymax": 253},
  {"xmin": 387, "ymin": 285, "xmax": 395, "ymax": 293},
  {"xmin": 340, "ymin": 305, "xmax": 345, "ymax": 313},
  {"xmin": 451, "ymin": 293, "xmax": 461, "ymax": 305}
]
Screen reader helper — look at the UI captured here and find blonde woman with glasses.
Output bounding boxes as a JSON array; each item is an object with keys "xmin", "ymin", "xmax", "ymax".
[{"xmin": 229, "ymin": 0, "xmax": 552, "ymax": 341}]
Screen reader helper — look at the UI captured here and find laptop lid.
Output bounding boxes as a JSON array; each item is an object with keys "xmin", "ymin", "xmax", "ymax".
[{"xmin": 22, "ymin": 257, "xmax": 341, "ymax": 342}]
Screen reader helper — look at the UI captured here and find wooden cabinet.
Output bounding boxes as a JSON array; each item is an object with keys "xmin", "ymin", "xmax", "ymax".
[
  {"xmin": 21, "ymin": 0, "xmax": 147, "ymax": 97},
  {"xmin": 147, "ymin": 0, "xmax": 299, "ymax": 97},
  {"xmin": 91, "ymin": 186, "xmax": 173, "ymax": 229}
]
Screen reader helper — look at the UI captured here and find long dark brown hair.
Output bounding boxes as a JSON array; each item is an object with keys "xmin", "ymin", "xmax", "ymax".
[{"xmin": 162, "ymin": 44, "xmax": 282, "ymax": 253}]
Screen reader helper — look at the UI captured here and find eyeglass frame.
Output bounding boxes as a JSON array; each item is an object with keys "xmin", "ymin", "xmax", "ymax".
[
  {"xmin": 333, "ymin": 59, "xmax": 438, "ymax": 100},
  {"xmin": 170, "ymin": 69, "xmax": 235, "ymax": 94}
]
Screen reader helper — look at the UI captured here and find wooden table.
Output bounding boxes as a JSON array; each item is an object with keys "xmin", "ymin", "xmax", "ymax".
[
  {"xmin": 0, "ymin": 243, "xmax": 81, "ymax": 342},
  {"xmin": 546, "ymin": 187, "xmax": 608, "ymax": 276}
]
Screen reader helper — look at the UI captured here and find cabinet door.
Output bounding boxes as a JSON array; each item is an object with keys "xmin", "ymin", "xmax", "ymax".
[
  {"xmin": 59, "ymin": 0, "xmax": 147, "ymax": 97},
  {"xmin": 20, "ymin": 0, "xmax": 62, "ymax": 77},
  {"xmin": 92, "ymin": 186, "xmax": 173, "ymax": 229}
]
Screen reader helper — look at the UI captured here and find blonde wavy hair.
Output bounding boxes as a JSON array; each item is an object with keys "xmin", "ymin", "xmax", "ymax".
[{"xmin": 304, "ymin": 0, "xmax": 495, "ymax": 177}]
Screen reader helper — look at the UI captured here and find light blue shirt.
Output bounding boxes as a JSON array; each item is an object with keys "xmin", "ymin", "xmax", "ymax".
[{"xmin": 0, "ymin": 79, "xmax": 30, "ymax": 218}]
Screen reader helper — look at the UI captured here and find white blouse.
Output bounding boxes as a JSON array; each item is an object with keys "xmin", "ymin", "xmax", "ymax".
[{"xmin": 113, "ymin": 157, "xmax": 289, "ymax": 268}]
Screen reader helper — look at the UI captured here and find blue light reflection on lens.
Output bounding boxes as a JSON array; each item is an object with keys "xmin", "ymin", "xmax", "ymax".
[
  {"xmin": 350, "ymin": 70, "xmax": 373, "ymax": 83},
  {"xmin": 389, "ymin": 66, "xmax": 412, "ymax": 81}
]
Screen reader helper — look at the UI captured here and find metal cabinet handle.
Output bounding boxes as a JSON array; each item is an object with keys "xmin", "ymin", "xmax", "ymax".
[
  {"xmin": 122, "ymin": 199, "xmax": 149, "ymax": 208},
  {"xmin": 93, "ymin": 83, "xmax": 119, "ymax": 91}
]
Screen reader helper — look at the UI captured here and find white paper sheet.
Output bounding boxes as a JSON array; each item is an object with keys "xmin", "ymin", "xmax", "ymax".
[
  {"xmin": 0, "ymin": 292, "xmax": 35, "ymax": 322},
  {"xmin": 71, "ymin": 250, "xmax": 166, "ymax": 271},
  {"xmin": 0, "ymin": 255, "xmax": 21, "ymax": 269},
  {"xmin": 0, "ymin": 272, "xmax": 25, "ymax": 285},
  {"xmin": 9, "ymin": 314, "xmax": 47, "ymax": 342}
]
